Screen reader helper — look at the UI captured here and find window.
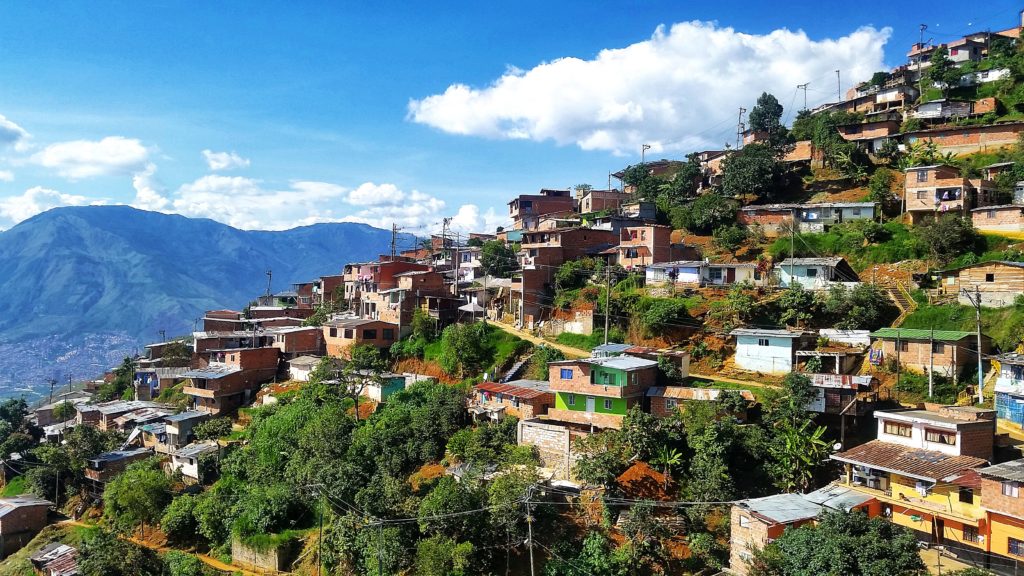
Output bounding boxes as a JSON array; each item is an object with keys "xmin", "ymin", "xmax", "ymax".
[
  {"xmin": 666, "ymin": 398, "xmax": 678, "ymax": 410},
  {"xmin": 932, "ymin": 342, "xmax": 945, "ymax": 354},
  {"xmin": 986, "ymin": 273, "xmax": 995, "ymax": 282},
  {"xmin": 897, "ymin": 341, "xmax": 909, "ymax": 353},
  {"xmin": 925, "ymin": 428, "xmax": 956, "ymax": 445},
  {"xmin": 917, "ymin": 170, "xmax": 928, "ymax": 182},
  {"xmin": 560, "ymin": 368, "xmax": 573, "ymax": 380},
  {"xmin": 739, "ymin": 515, "xmax": 751, "ymax": 528},
  {"xmin": 988, "ymin": 209, "xmax": 997, "ymax": 219},
  {"xmin": 950, "ymin": 48, "xmax": 959, "ymax": 56},
  {"xmin": 1003, "ymin": 481, "xmax": 1020, "ymax": 498},
  {"xmin": 363, "ymin": 329, "xmax": 377, "ymax": 340},
  {"xmin": 344, "ymin": 329, "xmax": 354, "ymax": 339},
  {"xmin": 567, "ymin": 393, "xmax": 575, "ymax": 406},
  {"xmin": 382, "ymin": 328, "xmax": 395, "ymax": 341},
  {"xmin": 329, "ymin": 328, "xmax": 338, "ymax": 338},
  {"xmin": 709, "ymin": 268, "xmax": 723, "ymax": 281},
  {"xmin": 1010, "ymin": 537, "xmax": 1024, "ymax": 557},
  {"xmin": 959, "ymin": 487, "xmax": 974, "ymax": 504},
  {"xmin": 883, "ymin": 420, "xmax": 912, "ymax": 437},
  {"xmin": 757, "ymin": 338, "xmax": 770, "ymax": 347},
  {"xmin": 964, "ymin": 525, "xmax": 979, "ymax": 543},
  {"xmin": 806, "ymin": 268, "xmax": 818, "ymax": 278},
  {"xmin": 603, "ymin": 399, "xmax": 612, "ymax": 410},
  {"xmin": 852, "ymin": 208, "xmax": 861, "ymax": 216}
]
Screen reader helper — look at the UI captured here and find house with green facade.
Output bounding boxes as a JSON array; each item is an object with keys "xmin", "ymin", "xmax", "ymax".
[{"xmin": 546, "ymin": 355, "xmax": 659, "ymax": 429}]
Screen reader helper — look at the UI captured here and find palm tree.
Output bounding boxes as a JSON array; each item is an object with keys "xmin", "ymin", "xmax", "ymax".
[{"xmin": 651, "ymin": 446, "xmax": 683, "ymax": 491}]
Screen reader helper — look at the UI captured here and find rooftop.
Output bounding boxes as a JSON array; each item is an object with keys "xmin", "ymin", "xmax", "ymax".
[
  {"xmin": 978, "ymin": 459, "xmax": 1024, "ymax": 482},
  {"xmin": 0, "ymin": 495, "xmax": 53, "ymax": 517},
  {"xmin": 163, "ymin": 410, "xmax": 209, "ymax": 423},
  {"xmin": 181, "ymin": 365, "xmax": 242, "ymax": 380},
  {"xmin": 646, "ymin": 387, "xmax": 755, "ymax": 402},
  {"xmin": 730, "ymin": 328, "xmax": 807, "ymax": 339},
  {"xmin": 775, "ymin": 257, "xmax": 845, "ymax": 267},
  {"xmin": 870, "ymin": 328, "xmax": 978, "ymax": 342},
  {"xmin": 475, "ymin": 380, "xmax": 552, "ymax": 400},
  {"xmin": 591, "ymin": 343, "xmax": 633, "ymax": 355},
  {"xmin": 88, "ymin": 447, "xmax": 153, "ymax": 464},
  {"xmin": 738, "ymin": 493, "xmax": 823, "ymax": 525},
  {"xmin": 288, "ymin": 355, "xmax": 323, "ymax": 368},
  {"xmin": 550, "ymin": 355, "xmax": 659, "ymax": 371},
  {"xmin": 174, "ymin": 442, "xmax": 219, "ymax": 459},
  {"xmin": 802, "ymin": 484, "xmax": 875, "ymax": 511},
  {"xmin": 830, "ymin": 440, "xmax": 987, "ymax": 482}
]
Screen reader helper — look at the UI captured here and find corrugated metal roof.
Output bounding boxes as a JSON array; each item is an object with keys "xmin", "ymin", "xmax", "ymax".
[
  {"xmin": 591, "ymin": 343, "xmax": 633, "ymax": 355},
  {"xmin": 830, "ymin": 440, "xmax": 987, "ymax": 482},
  {"xmin": 646, "ymin": 387, "xmax": 755, "ymax": 401},
  {"xmin": 730, "ymin": 328, "xmax": 806, "ymax": 338},
  {"xmin": 738, "ymin": 493, "xmax": 822, "ymax": 524},
  {"xmin": 475, "ymin": 380, "xmax": 552, "ymax": 400},
  {"xmin": 870, "ymin": 328, "xmax": 978, "ymax": 342},
  {"xmin": 776, "ymin": 257, "xmax": 845, "ymax": 267},
  {"xmin": 163, "ymin": 410, "xmax": 209, "ymax": 423},
  {"xmin": 182, "ymin": 366, "xmax": 242, "ymax": 379},
  {"xmin": 978, "ymin": 458, "xmax": 1024, "ymax": 482},
  {"xmin": 0, "ymin": 496, "xmax": 53, "ymax": 518},
  {"xmin": 803, "ymin": 484, "xmax": 875, "ymax": 511},
  {"xmin": 173, "ymin": 442, "xmax": 219, "ymax": 459}
]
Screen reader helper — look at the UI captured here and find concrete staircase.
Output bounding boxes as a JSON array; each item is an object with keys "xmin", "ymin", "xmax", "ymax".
[
  {"xmin": 500, "ymin": 354, "xmax": 533, "ymax": 383},
  {"xmin": 884, "ymin": 281, "xmax": 918, "ymax": 327}
]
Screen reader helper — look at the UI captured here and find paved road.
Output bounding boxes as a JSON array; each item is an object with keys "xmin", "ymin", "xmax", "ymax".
[{"xmin": 487, "ymin": 321, "xmax": 778, "ymax": 388}]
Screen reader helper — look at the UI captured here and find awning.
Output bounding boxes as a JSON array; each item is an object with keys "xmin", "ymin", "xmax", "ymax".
[{"xmin": 459, "ymin": 302, "xmax": 486, "ymax": 313}]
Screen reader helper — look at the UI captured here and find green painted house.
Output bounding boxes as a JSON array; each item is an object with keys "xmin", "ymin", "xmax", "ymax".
[{"xmin": 545, "ymin": 355, "xmax": 659, "ymax": 429}]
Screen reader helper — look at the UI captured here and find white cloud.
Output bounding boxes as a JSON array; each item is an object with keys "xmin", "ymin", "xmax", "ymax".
[
  {"xmin": 450, "ymin": 204, "xmax": 505, "ymax": 234},
  {"xmin": 0, "ymin": 170, "xmax": 13, "ymax": 182},
  {"xmin": 131, "ymin": 163, "xmax": 170, "ymax": 211},
  {"xmin": 30, "ymin": 136, "xmax": 149, "ymax": 179},
  {"xmin": 339, "ymin": 182, "xmax": 447, "ymax": 231},
  {"xmin": 0, "ymin": 186, "xmax": 92, "ymax": 226},
  {"xmin": 202, "ymin": 149, "xmax": 250, "ymax": 171},
  {"xmin": 0, "ymin": 114, "xmax": 29, "ymax": 150},
  {"xmin": 169, "ymin": 175, "xmax": 349, "ymax": 230},
  {"xmin": 409, "ymin": 22, "xmax": 891, "ymax": 154}
]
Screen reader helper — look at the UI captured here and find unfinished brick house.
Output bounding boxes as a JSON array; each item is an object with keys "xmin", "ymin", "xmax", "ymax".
[
  {"xmin": 84, "ymin": 447, "xmax": 153, "ymax": 493},
  {"xmin": 265, "ymin": 326, "xmax": 324, "ymax": 358},
  {"xmin": 322, "ymin": 318, "xmax": 398, "ymax": 355},
  {"xmin": 646, "ymin": 387, "xmax": 755, "ymax": 420},
  {"xmin": 972, "ymin": 204, "xmax": 1024, "ymax": 234},
  {"xmin": 615, "ymin": 224, "xmax": 681, "ymax": 270},
  {"xmin": 904, "ymin": 121, "xmax": 1024, "ymax": 156},
  {"xmin": 870, "ymin": 328, "xmax": 992, "ymax": 377},
  {"xmin": 577, "ymin": 188, "xmax": 629, "ymax": 214},
  {"xmin": 903, "ymin": 164, "xmax": 997, "ymax": 225},
  {"xmin": 469, "ymin": 380, "xmax": 554, "ymax": 421},
  {"xmin": 508, "ymin": 189, "xmax": 576, "ymax": 230},
  {"xmin": 182, "ymin": 347, "xmax": 281, "ymax": 414},
  {"xmin": 936, "ymin": 260, "xmax": 1024, "ymax": 307},
  {"xmin": 0, "ymin": 496, "xmax": 53, "ymax": 558},
  {"xmin": 201, "ymin": 309, "xmax": 247, "ymax": 332}
]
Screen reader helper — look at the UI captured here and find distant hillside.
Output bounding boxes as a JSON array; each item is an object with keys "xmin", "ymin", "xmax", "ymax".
[{"xmin": 0, "ymin": 206, "xmax": 412, "ymax": 399}]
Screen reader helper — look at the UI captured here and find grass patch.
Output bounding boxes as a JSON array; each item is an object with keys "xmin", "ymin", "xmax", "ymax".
[
  {"xmin": 1, "ymin": 476, "xmax": 27, "ymax": 497},
  {"xmin": 237, "ymin": 528, "xmax": 310, "ymax": 552},
  {"xmin": 901, "ymin": 302, "xmax": 1024, "ymax": 350},
  {"xmin": 893, "ymin": 372, "xmax": 964, "ymax": 405},
  {"xmin": 555, "ymin": 329, "xmax": 627, "ymax": 352},
  {"xmin": 0, "ymin": 523, "xmax": 98, "ymax": 576},
  {"xmin": 686, "ymin": 378, "xmax": 770, "ymax": 403},
  {"xmin": 767, "ymin": 221, "xmax": 923, "ymax": 272}
]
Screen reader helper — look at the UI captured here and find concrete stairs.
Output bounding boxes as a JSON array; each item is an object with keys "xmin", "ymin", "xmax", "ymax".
[{"xmin": 500, "ymin": 354, "xmax": 533, "ymax": 383}]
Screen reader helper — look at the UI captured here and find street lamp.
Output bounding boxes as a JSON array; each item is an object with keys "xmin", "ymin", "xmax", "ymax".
[{"xmin": 641, "ymin": 144, "xmax": 651, "ymax": 165}]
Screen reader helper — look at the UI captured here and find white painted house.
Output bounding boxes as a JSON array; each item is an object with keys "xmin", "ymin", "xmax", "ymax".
[
  {"xmin": 170, "ymin": 442, "xmax": 219, "ymax": 483},
  {"xmin": 775, "ymin": 257, "xmax": 859, "ymax": 290},
  {"xmin": 730, "ymin": 328, "xmax": 813, "ymax": 374},
  {"xmin": 646, "ymin": 260, "xmax": 763, "ymax": 287}
]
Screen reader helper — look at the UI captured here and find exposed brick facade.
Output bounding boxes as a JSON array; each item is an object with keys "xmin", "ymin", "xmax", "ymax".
[
  {"xmin": 972, "ymin": 205, "xmax": 1024, "ymax": 233},
  {"xmin": 906, "ymin": 122, "xmax": 1024, "ymax": 155},
  {"xmin": 875, "ymin": 335, "xmax": 990, "ymax": 377},
  {"xmin": 0, "ymin": 501, "xmax": 51, "ymax": 557}
]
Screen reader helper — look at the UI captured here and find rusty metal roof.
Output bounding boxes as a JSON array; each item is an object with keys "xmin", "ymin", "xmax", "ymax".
[
  {"xmin": 830, "ymin": 440, "xmax": 987, "ymax": 482},
  {"xmin": 475, "ymin": 380, "xmax": 552, "ymax": 400}
]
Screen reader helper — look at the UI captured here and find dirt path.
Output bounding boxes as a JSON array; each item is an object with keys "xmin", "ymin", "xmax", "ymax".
[
  {"xmin": 488, "ymin": 321, "xmax": 778, "ymax": 389},
  {"xmin": 58, "ymin": 519, "xmax": 266, "ymax": 576}
]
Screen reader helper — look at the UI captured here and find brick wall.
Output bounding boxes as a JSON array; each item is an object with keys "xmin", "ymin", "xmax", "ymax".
[
  {"xmin": 728, "ymin": 507, "xmax": 770, "ymax": 576},
  {"xmin": 0, "ymin": 504, "xmax": 49, "ymax": 550},
  {"xmin": 547, "ymin": 362, "xmax": 651, "ymax": 398},
  {"xmin": 958, "ymin": 421, "xmax": 996, "ymax": 460},
  {"xmin": 907, "ymin": 123, "xmax": 1024, "ymax": 155},
  {"xmin": 982, "ymin": 477, "xmax": 1024, "ymax": 518},
  {"xmin": 518, "ymin": 419, "xmax": 575, "ymax": 480},
  {"xmin": 876, "ymin": 338, "xmax": 981, "ymax": 376},
  {"xmin": 274, "ymin": 328, "xmax": 322, "ymax": 355}
]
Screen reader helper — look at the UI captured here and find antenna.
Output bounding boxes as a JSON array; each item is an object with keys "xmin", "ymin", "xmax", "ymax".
[
  {"xmin": 797, "ymin": 82, "xmax": 809, "ymax": 111},
  {"xmin": 265, "ymin": 269, "xmax": 273, "ymax": 298}
]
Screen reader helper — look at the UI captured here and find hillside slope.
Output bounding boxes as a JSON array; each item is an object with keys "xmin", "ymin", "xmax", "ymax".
[{"xmin": 0, "ymin": 206, "xmax": 411, "ymax": 398}]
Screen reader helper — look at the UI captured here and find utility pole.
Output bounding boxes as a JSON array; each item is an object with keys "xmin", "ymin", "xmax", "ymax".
[
  {"xmin": 524, "ymin": 486, "xmax": 536, "ymax": 576},
  {"xmin": 390, "ymin": 223, "xmax": 400, "ymax": 260},
  {"xmin": 158, "ymin": 329, "xmax": 166, "ymax": 343},
  {"xmin": 797, "ymin": 82, "xmax": 809, "ymax": 110},
  {"xmin": 929, "ymin": 325, "xmax": 935, "ymax": 398},
  {"xmin": 316, "ymin": 489, "xmax": 324, "ymax": 576},
  {"xmin": 962, "ymin": 286, "xmax": 985, "ymax": 404},
  {"xmin": 48, "ymin": 378, "xmax": 56, "ymax": 405},
  {"xmin": 836, "ymin": 70, "xmax": 842, "ymax": 102},
  {"xmin": 641, "ymin": 143, "xmax": 651, "ymax": 166},
  {"xmin": 918, "ymin": 24, "xmax": 929, "ymax": 103},
  {"xmin": 604, "ymin": 267, "xmax": 611, "ymax": 345},
  {"xmin": 265, "ymin": 269, "xmax": 273, "ymax": 299},
  {"xmin": 452, "ymin": 231, "xmax": 461, "ymax": 295},
  {"xmin": 735, "ymin": 107, "xmax": 747, "ymax": 149},
  {"xmin": 377, "ymin": 522, "xmax": 385, "ymax": 576},
  {"xmin": 789, "ymin": 209, "xmax": 796, "ymax": 284}
]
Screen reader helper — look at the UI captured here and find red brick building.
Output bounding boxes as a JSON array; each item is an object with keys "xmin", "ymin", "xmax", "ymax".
[
  {"xmin": 322, "ymin": 318, "xmax": 398, "ymax": 356},
  {"xmin": 183, "ymin": 347, "xmax": 281, "ymax": 414},
  {"xmin": 615, "ymin": 224, "xmax": 680, "ymax": 270},
  {"xmin": 470, "ymin": 380, "xmax": 554, "ymax": 421},
  {"xmin": 508, "ymin": 189, "xmax": 575, "ymax": 230},
  {"xmin": 0, "ymin": 496, "xmax": 53, "ymax": 558}
]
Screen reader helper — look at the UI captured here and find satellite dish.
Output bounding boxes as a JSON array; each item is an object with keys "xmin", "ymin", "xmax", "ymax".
[{"xmin": 833, "ymin": 442, "xmax": 843, "ymax": 451}]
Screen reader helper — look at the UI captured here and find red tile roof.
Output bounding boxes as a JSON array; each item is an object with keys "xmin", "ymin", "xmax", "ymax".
[
  {"xmin": 831, "ymin": 440, "xmax": 987, "ymax": 482},
  {"xmin": 951, "ymin": 469, "xmax": 982, "ymax": 490}
]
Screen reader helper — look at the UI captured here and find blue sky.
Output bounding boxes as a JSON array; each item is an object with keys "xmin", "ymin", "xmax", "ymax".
[{"xmin": 0, "ymin": 1, "xmax": 1021, "ymax": 233}]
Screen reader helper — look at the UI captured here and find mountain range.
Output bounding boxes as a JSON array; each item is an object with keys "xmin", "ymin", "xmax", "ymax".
[{"xmin": 0, "ymin": 206, "xmax": 413, "ymax": 400}]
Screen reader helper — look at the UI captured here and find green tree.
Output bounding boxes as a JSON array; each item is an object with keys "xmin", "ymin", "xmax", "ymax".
[
  {"xmin": 671, "ymin": 191, "xmax": 738, "ymax": 234},
  {"xmin": 97, "ymin": 357, "xmax": 135, "ymax": 401},
  {"xmin": 720, "ymin": 143, "xmax": 787, "ymax": 200},
  {"xmin": 572, "ymin": 429, "xmax": 631, "ymax": 487},
  {"xmin": 480, "ymin": 240, "xmax": 519, "ymax": 278},
  {"xmin": 868, "ymin": 168, "xmax": 900, "ymax": 216},
  {"xmin": 526, "ymin": 345, "xmax": 564, "ymax": 380},
  {"xmin": 543, "ymin": 532, "xmax": 630, "ymax": 576},
  {"xmin": 712, "ymin": 224, "xmax": 749, "ymax": 255},
  {"xmin": 748, "ymin": 511, "xmax": 926, "ymax": 576},
  {"xmin": 415, "ymin": 535, "xmax": 475, "ymax": 576},
  {"xmin": 437, "ymin": 323, "xmax": 488, "ymax": 377},
  {"xmin": 78, "ymin": 529, "xmax": 166, "ymax": 576},
  {"xmin": 164, "ymin": 551, "xmax": 208, "ymax": 576},
  {"xmin": 161, "ymin": 340, "xmax": 192, "ymax": 367},
  {"xmin": 418, "ymin": 476, "xmax": 485, "ymax": 541},
  {"xmin": 767, "ymin": 420, "xmax": 829, "ymax": 492},
  {"xmin": 103, "ymin": 458, "xmax": 173, "ymax": 534},
  {"xmin": 748, "ymin": 92, "xmax": 790, "ymax": 149},
  {"xmin": 928, "ymin": 46, "xmax": 962, "ymax": 97},
  {"xmin": 822, "ymin": 283, "xmax": 898, "ymax": 331},
  {"xmin": 777, "ymin": 284, "xmax": 816, "ymax": 327},
  {"xmin": 911, "ymin": 215, "xmax": 981, "ymax": 266},
  {"xmin": 51, "ymin": 401, "xmax": 77, "ymax": 422},
  {"xmin": 161, "ymin": 494, "xmax": 199, "ymax": 545},
  {"xmin": 192, "ymin": 417, "xmax": 232, "ymax": 440}
]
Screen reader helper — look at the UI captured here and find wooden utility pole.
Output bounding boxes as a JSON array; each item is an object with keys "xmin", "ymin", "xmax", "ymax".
[
  {"xmin": 896, "ymin": 329, "xmax": 902, "ymax": 404},
  {"xmin": 961, "ymin": 285, "xmax": 986, "ymax": 404},
  {"xmin": 524, "ymin": 486, "xmax": 536, "ymax": 576},
  {"xmin": 797, "ymin": 82, "xmax": 809, "ymax": 110}
]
